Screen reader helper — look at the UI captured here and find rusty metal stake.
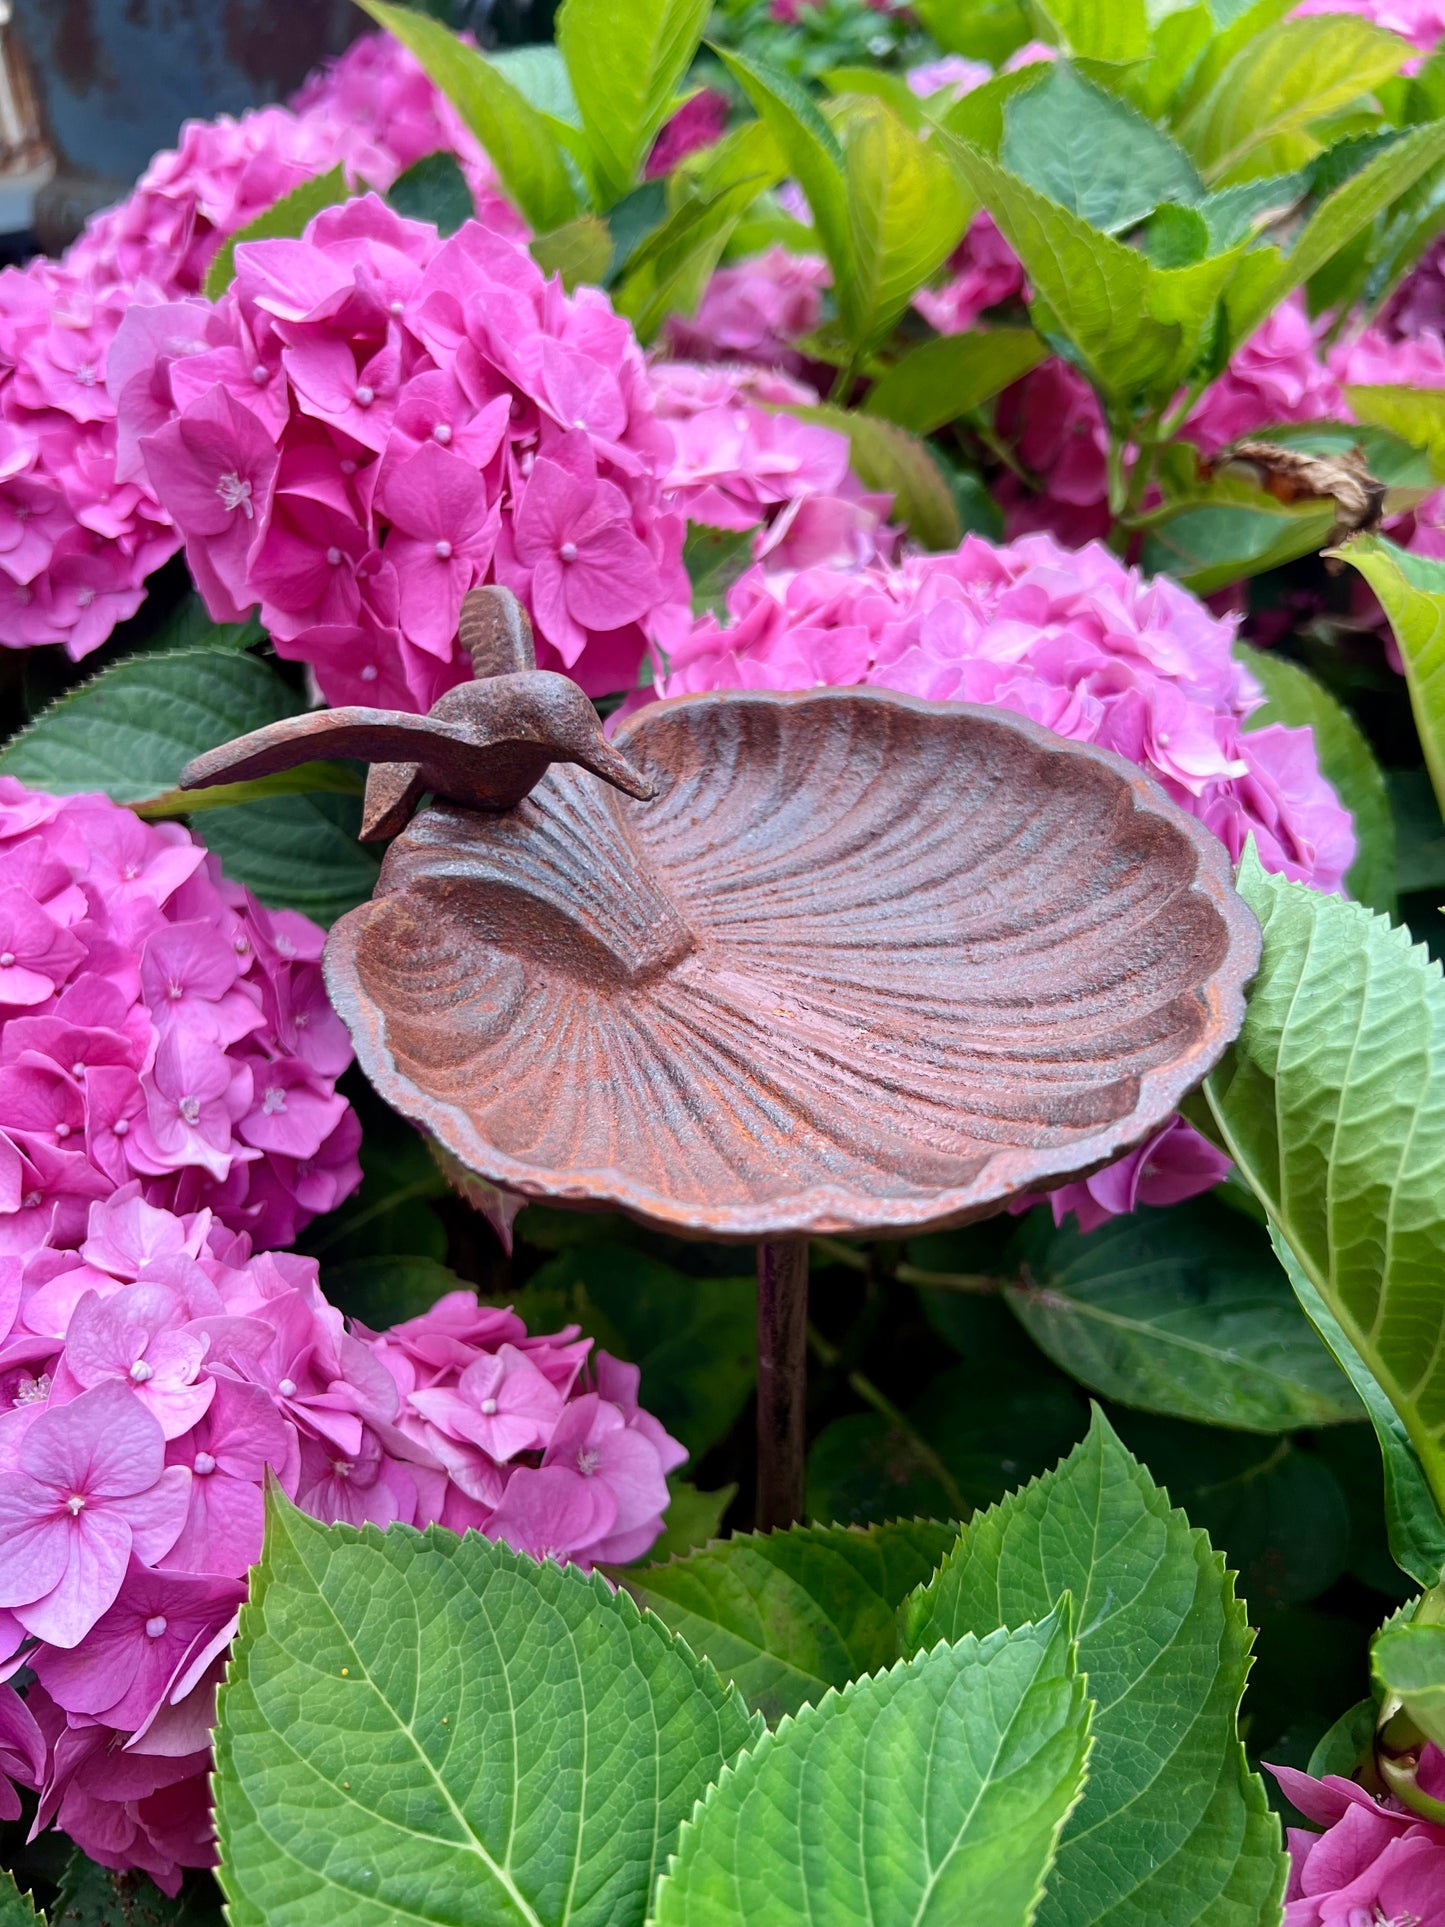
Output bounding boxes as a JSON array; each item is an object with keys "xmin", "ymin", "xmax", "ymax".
[{"xmin": 755, "ymin": 1236, "xmax": 810, "ymax": 1531}]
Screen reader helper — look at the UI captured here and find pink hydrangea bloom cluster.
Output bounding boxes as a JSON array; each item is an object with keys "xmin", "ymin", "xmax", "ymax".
[
  {"xmin": 654, "ymin": 530, "xmax": 1354, "ymax": 1229},
  {"xmin": 650, "ymin": 359, "xmax": 893, "ymax": 574},
  {"xmin": 0, "ymin": 1203, "xmax": 682, "ymax": 1891},
  {"xmin": 117, "ymin": 198, "xmax": 689, "ymax": 706},
  {"xmin": 1271, "ymin": 1755, "xmax": 1445, "ymax": 1926},
  {"xmin": 0, "ymin": 777, "xmax": 360, "ymax": 1256},
  {"xmin": 0, "ymin": 31, "xmax": 521, "ymax": 666},
  {"xmin": 664, "ymin": 244, "xmax": 832, "ymax": 378}
]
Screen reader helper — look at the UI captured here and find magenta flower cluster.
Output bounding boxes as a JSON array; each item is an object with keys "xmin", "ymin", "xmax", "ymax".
[
  {"xmin": 1272, "ymin": 1756, "xmax": 1445, "ymax": 1925},
  {"xmin": 655, "ymin": 530, "xmax": 1354, "ymax": 1228},
  {"xmin": 0, "ymin": 1211, "xmax": 682, "ymax": 1891},
  {"xmin": 0, "ymin": 777, "xmax": 359, "ymax": 1255},
  {"xmin": 650, "ymin": 359, "xmax": 893, "ymax": 575},
  {"xmin": 0, "ymin": 30, "xmax": 518, "ymax": 665},
  {"xmin": 117, "ymin": 197, "xmax": 690, "ymax": 707}
]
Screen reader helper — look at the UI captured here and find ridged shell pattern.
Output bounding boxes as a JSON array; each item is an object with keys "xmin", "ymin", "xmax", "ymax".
[{"xmin": 325, "ymin": 689, "xmax": 1258, "ymax": 1238}]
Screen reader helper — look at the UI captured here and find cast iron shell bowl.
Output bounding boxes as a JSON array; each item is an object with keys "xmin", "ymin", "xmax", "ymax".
[{"xmin": 317, "ymin": 685, "xmax": 1259, "ymax": 1241}]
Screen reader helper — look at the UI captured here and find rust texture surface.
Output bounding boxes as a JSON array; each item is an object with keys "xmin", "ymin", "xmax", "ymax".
[{"xmin": 302, "ymin": 634, "xmax": 1259, "ymax": 1241}]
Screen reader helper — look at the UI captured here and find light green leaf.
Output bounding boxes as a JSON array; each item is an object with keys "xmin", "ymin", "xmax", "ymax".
[
  {"xmin": 1373, "ymin": 1620, "xmax": 1445, "ymax": 1748},
  {"xmin": 838, "ymin": 99, "xmax": 974, "ymax": 352},
  {"xmin": 773, "ymin": 400, "xmax": 962, "ymax": 549},
  {"xmin": 1007, "ymin": 1199, "xmax": 1359, "ymax": 1432},
  {"xmin": 530, "ymin": 214, "xmax": 614, "ymax": 291},
  {"xmin": 1033, "ymin": 0, "xmax": 1150, "ymax": 62},
  {"xmin": 950, "ymin": 144, "xmax": 1238, "ymax": 403},
  {"xmin": 204, "ymin": 165, "xmax": 351, "ymax": 299},
  {"xmin": 629, "ymin": 1520, "xmax": 957, "ymax": 1722},
  {"xmin": 713, "ymin": 47, "xmax": 853, "ymax": 300},
  {"xmin": 387, "ymin": 150, "xmax": 474, "ymax": 236},
  {"xmin": 1227, "ymin": 117, "xmax": 1445, "ymax": 341},
  {"xmin": 902, "ymin": 1411, "xmax": 1287, "ymax": 1927},
  {"xmin": 355, "ymin": 1, "xmax": 579, "ymax": 232},
  {"xmin": 1180, "ymin": 16, "xmax": 1407, "ymax": 186},
  {"xmin": 1308, "ymin": 1696, "xmax": 1377, "ymax": 1778},
  {"xmin": 650, "ymin": 1604, "xmax": 1091, "ymax": 1927},
  {"xmin": 556, "ymin": 0, "xmax": 708, "ymax": 207},
  {"xmin": 203, "ymin": 790, "xmax": 378, "ymax": 927},
  {"xmin": 1270, "ymin": 1229, "xmax": 1445, "ymax": 1588},
  {"xmin": 1335, "ymin": 532, "xmax": 1445, "ymax": 823},
  {"xmin": 0, "ymin": 1873, "xmax": 40, "ymax": 1926},
  {"xmin": 133, "ymin": 762, "xmax": 362, "ymax": 822},
  {"xmin": 1348, "ymin": 382, "xmax": 1445, "ymax": 482},
  {"xmin": 1235, "ymin": 640, "xmax": 1396, "ymax": 914},
  {"xmin": 614, "ymin": 179, "xmax": 764, "ymax": 341},
  {"xmin": 1198, "ymin": 172, "xmax": 1308, "ymax": 250},
  {"xmin": 491, "ymin": 43, "xmax": 581, "ymax": 123},
  {"xmin": 1204, "ymin": 845, "xmax": 1445, "ymax": 1521},
  {"xmin": 863, "ymin": 329, "xmax": 1046, "ymax": 436},
  {"xmin": 215, "ymin": 1492, "xmax": 760, "ymax": 1927},
  {"xmin": 0, "ymin": 648, "xmax": 298, "ymax": 805},
  {"xmin": 530, "ymin": 1245, "xmax": 755, "ymax": 1460},
  {"xmin": 912, "ymin": 0, "xmax": 1033, "ymax": 66},
  {"xmin": 1001, "ymin": 64, "xmax": 1202, "ymax": 234}
]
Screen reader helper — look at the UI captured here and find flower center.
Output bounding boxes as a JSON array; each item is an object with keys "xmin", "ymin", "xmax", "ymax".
[
  {"xmin": 0, "ymin": 953, "xmax": 14, "ymax": 968},
  {"xmin": 577, "ymin": 1446, "xmax": 602, "ymax": 1477},
  {"xmin": 332, "ymin": 1459, "xmax": 354, "ymax": 1480},
  {"xmin": 479, "ymin": 1397, "xmax": 499, "ymax": 1415},
  {"xmin": 129, "ymin": 1360, "xmax": 153, "ymax": 1383},
  {"xmin": 54, "ymin": 1122, "xmax": 70, "ymax": 1138},
  {"xmin": 112, "ymin": 1118, "xmax": 129, "ymax": 1137},
  {"xmin": 326, "ymin": 546, "xmax": 343, "ymax": 566},
  {"xmin": 74, "ymin": 363, "xmax": 98, "ymax": 387},
  {"xmin": 178, "ymin": 1094, "xmax": 201, "ymax": 1124},
  {"xmin": 354, "ymin": 385, "xmax": 375, "ymax": 407},
  {"xmin": 278, "ymin": 1377, "xmax": 297, "ymax": 1398},
  {"xmin": 432, "ymin": 423, "xmax": 452, "ymax": 445},
  {"xmin": 14, "ymin": 1373, "xmax": 49, "ymax": 1406},
  {"xmin": 65, "ymin": 1493, "xmax": 85, "ymax": 1515},
  {"xmin": 145, "ymin": 1616, "xmax": 168, "ymax": 1638},
  {"xmin": 251, "ymin": 364, "xmax": 269, "ymax": 385},
  {"xmin": 216, "ymin": 470, "xmax": 254, "ymax": 520},
  {"xmin": 262, "ymin": 1085, "xmax": 287, "ymax": 1114},
  {"xmin": 193, "ymin": 1452, "xmax": 216, "ymax": 1475},
  {"xmin": 559, "ymin": 542, "xmax": 579, "ymax": 563},
  {"xmin": 434, "ymin": 539, "xmax": 453, "ymax": 560}
]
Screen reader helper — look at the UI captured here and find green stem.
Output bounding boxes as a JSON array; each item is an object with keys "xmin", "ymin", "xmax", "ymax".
[
  {"xmin": 894, "ymin": 1263, "xmax": 1000, "ymax": 1294},
  {"xmin": 807, "ymin": 1323, "xmax": 968, "ymax": 1519}
]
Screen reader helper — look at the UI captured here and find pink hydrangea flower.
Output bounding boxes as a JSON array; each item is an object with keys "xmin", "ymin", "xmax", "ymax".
[
  {"xmin": 1186, "ymin": 295, "xmax": 1347, "ymax": 456},
  {"xmin": 653, "ymin": 530, "xmax": 1354, "ymax": 1229},
  {"xmin": 0, "ymin": 1202, "xmax": 683, "ymax": 1889},
  {"xmin": 664, "ymin": 246, "xmax": 832, "ymax": 377},
  {"xmin": 0, "ymin": 778, "xmax": 359, "ymax": 1251},
  {"xmin": 0, "ymin": 29, "xmax": 524, "ymax": 666},
  {"xmin": 1271, "ymin": 1754, "xmax": 1445, "ymax": 1925},
  {"xmin": 649, "ymin": 359, "xmax": 893, "ymax": 580},
  {"xmin": 120, "ymin": 198, "xmax": 689, "ymax": 704}
]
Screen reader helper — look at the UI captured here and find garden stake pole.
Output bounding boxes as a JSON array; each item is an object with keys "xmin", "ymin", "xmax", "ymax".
[{"xmin": 756, "ymin": 1236, "xmax": 810, "ymax": 1530}]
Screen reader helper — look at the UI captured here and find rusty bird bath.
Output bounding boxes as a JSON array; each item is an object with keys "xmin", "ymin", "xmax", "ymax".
[{"xmin": 183, "ymin": 587, "xmax": 1260, "ymax": 1526}]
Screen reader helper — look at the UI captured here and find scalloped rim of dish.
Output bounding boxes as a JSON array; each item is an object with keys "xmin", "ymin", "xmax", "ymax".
[{"xmin": 324, "ymin": 685, "xmax": 1262, "ymax": 1243}]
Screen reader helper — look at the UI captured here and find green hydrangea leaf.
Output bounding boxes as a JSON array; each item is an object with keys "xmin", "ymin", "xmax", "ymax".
[
  {"xmin": 1180, "ymin": 16, "xmax": 1407, "ymax": 187},
  {"xmin": 214, "ymin": 1491, "xmax": 760, "ymax": 1927},
  {"xmin": 901, "ymin": 1411, "xmax": 1286, "ymax": 1927},
  {"xmin": 649, "ymin": 1603, "xmax": 1091, "ymax": 1927},
  {"xmin": 629, "ymin": 1520, "xmax": 957, "ymax": 1721},
  {"xmin": 1338, "ymin": 533, "xmax": 1445, "ymax": 823},
  {"xmin": 1001, "ymin": 64, "xmax": 1202, "ymax": 234},
  {"xmin": 1204, "ymin": 847, "xmax": 1445, "ymax": 1522},
  {"xmin": 1007, "ymin": 1198, "xmax": 1359, "ymax": 1432},
  {"xmin": 838, "ymin": 98, "xmax": 974, "ymax": 353},
  {"xmin": 556, "ymin": 0, "xmax": 710, "ymax": 207},
  {"xmin": 949, "ymin": 144, "xmax": 1239, "ymax": 404},
  {"xmin": 356, "ymin": 1, "xmax": 579, "ymax": 232},
  {"xmin": 863, "ymin": 328, "xmax": 1046, "ymax": 436},
  {"xmin": 0, "ymin": 1872, "xmax": 40, "ymax": 1926},
  {"xmin": 771, "ymin": 399, "xmax": 962, "ymax": 548},
  {"xmin": 1373, "ymin": 1620, "xmax": 1445, "ymax": 1749}
]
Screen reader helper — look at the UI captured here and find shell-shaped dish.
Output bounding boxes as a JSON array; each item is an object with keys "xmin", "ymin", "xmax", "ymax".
[{"xmin": 324, "ymin": 688, "xmax": 1260, "ymax": 1239}]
